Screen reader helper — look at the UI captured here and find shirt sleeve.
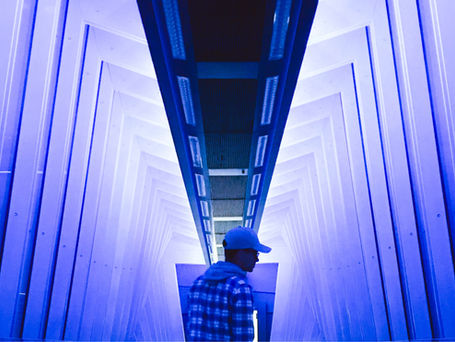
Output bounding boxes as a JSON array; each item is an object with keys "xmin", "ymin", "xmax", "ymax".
[{"xmin": 231, "ymin": 284, "xmax": 254, "ymax": 341}]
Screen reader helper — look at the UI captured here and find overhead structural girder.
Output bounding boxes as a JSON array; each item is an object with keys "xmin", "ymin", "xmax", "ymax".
[{"xmin": 137, "ymin": 0, "xmax": 318, "ymax": 263}]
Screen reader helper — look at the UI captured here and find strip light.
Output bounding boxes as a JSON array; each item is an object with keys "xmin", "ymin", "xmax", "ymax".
[
  {"xmin": 209, "ymin": 168, "xmax": 248, "ymax": 176},
  {"xmin": 200, "ymin": 200, "xmax": 209, "ymax": 217},
  {"xmin": 247, "ymin": 200, "xmax": 256, "ymax": 216},
  {"xmin": 261, "ymin": 76, "xmax": 279, "ymax": 125},
  {"xmin": 177, "ymin": 76, "xmax": 195, "ymax": 126},
  {"xmin": 195, "ymin": 173, "xmax": 206, "ymax": 197},
  {"xmin": 251, "ymin": 174, "xmax": 262, "ymax": 196},
  {"xmin": 203, "ymin": 219, "xmax": 212, "ymax": 233},
  {"xmin": 188, "ymin": 136, "xmax": 202, "ymax": 168},
  {"xmin": 245, "ymin": 219, "xmax": 252, "ymax": 228},
  {"xmin": 213, "ymin": 216, "xmax": 243, "ymax": 222},
  {"xmin": 254, "ymin": 135, "xmax": 268, "ymax": 168},
  {"xmin": 269, "ymin": 0, "xmax": 292, "ymax": 60},
  {"xmin": 161, "ymin": 0, "xmax": 186, "ymax": 60}
]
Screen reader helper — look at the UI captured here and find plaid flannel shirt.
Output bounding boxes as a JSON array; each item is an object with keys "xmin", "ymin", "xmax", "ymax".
[{"xmin": 187, "ymin": 275, "xmax": 254, "ymax": 341}]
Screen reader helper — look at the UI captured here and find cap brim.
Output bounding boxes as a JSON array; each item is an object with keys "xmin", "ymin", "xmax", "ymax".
[{"xmin": 256, "ymin": 243, "xmax": 272, "ymax": 253}]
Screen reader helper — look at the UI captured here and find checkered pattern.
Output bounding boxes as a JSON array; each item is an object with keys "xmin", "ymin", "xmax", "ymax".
[{"xmin": 187, "ymin": 275, "xmax": 254, "ymax": 341}]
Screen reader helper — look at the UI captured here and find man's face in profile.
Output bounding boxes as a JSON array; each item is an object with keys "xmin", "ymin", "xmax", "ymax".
[{"xmin": 235, "ymin": 249, "xmax": 259, "ymax": 272}]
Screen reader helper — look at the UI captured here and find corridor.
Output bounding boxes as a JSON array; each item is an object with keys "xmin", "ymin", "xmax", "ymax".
[{"xmin": 0, "ymin": 0, "xmax": 454, "ymax": 340}]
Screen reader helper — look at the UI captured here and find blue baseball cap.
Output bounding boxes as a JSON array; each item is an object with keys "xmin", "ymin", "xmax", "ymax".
[{"xmin": 223, "ymin": 226, "xmax": 271, "ymax": 253}]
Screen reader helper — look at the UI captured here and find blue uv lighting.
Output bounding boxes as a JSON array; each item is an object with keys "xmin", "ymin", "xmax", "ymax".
[
  {"xmin": 261, "ymin": 76, "xmax": 279, "ymax": 125},
  {"xmin": 200, "ymin": 200, "xmax": 209, "ymax": 217},
  {"xmin": 251, "ymin": 174, "xmax": 262, "ymax": 196},
  {"xmin": 161, "ymin": 0, "xmax": 186, "ymax": 60},
  {"xmin": 247, "ymin": 199, "xmax": 256, "ymax": 216},
  {"xmin": 255, "ymin": 135, "xmax": 268, "ymax": 168},
  {"xmin": 244, "ymin": 219, "xmax": 252, "ymax": 228},
  {"xmin": 269, "ymin": 0, "xmax": 292, "ymax": 60},
  {"xmin": 178, "ymin": 76, "xmax": 196, "ymax": 126},
  {"xmin": 195, "ymin": 173, "xmax": 206, "ymax": 197},
  {"xmin": 188, "ymin": 136, "xmax": 202, "ymax": 168}
]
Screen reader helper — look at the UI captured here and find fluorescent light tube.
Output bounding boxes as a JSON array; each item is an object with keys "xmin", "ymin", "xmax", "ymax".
[
  {"xmin": 255, "ymin": 135, "xmax": 268, "ymax": 168},
  {"xmin": 203, "ymin": 219, "xmax": 212, "ymax": 233},
  {"xmin": 261, "ymin": 76, "xmax": 279, "ymax": 125},
  {"xmin": 162, "ymin": 0, "xmax": 186, "ymax": 60},
  {"xmin": 195, "ymin": 173, "xmax": 206, "ymax": 197},
  {"xmin": 247, "ymin": 199, "xmax": 256, "ymax": 216},
  {"xmin": 188, "ymin": 136, "xmax": 202, "ymax": 168},
  {"xmin": 200, "ymin": 200, "xmax": 209, "ymax": 217},
  {"xmin": 269, "ymin": 0, "xmax": 292, "ymax": 60},
  {"xmin": 251, "ymin": 174, "xmax": 262, "ymax": 196},
  {"xmin": 177, "ymin": 76, "xmax": 195, "ymax": 126}
]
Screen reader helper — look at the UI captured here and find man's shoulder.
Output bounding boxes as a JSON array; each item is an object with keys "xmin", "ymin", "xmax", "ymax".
[
  {"xmin": 190, "ymin": 275, "xmax": 250, "ymax": 289},
  {"xmin": 192, "ymin": 275, "xmax": 205, "ymax": 284},
  {"xmin": 225, "ymin": 276, "xmax": 252, "ymax": 292},
  {"xmin": 189, "ymin": 275, "xmax": 206, "ymax": 289}
]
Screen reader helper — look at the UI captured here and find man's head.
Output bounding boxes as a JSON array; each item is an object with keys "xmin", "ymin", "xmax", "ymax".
[{"xmin": 223, "ymin": 226, "xmax": 271, "ymax": 272}]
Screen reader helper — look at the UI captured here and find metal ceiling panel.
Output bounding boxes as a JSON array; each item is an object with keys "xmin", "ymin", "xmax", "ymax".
[
  {"xmin": 210, "ymin": 176, "xmax": 247, "ymax": 200},
  {"xmin": 212, "ymin": 199, "xmax": 244, "ymax": 217},
  {"xmin": 214, "ymin": 220, "xmax": 243, "ymax": 233},
  {"xmin": 187, "ymin": 0, "xmax": 267, "ymax": 62},
  {"xmin": 199, "ymin": 79, "xmax": 257, "ymax": 133},
  {"xmin": 205, "ymin": 133, "xmax": 252, "ymax": 169}
]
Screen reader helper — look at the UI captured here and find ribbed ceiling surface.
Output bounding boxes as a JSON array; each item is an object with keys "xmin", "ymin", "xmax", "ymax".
[{"xmin": 188, "ymin": 0, "xmax": 266, "ymax": 62}]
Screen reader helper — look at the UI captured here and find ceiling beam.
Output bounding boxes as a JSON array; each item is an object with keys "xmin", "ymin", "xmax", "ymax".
[
  {"xmin": 209, "ymin": 168, "xmax": 248, "ymax": 176},
  {"xmin": 197, "ymin": 62, "xmax": 258, "ymax": 79}
]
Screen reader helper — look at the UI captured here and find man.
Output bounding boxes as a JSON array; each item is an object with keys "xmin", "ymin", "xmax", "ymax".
[{"xmin": 187, "ymin": 226, "xmax": 271, "ymax": 341}]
